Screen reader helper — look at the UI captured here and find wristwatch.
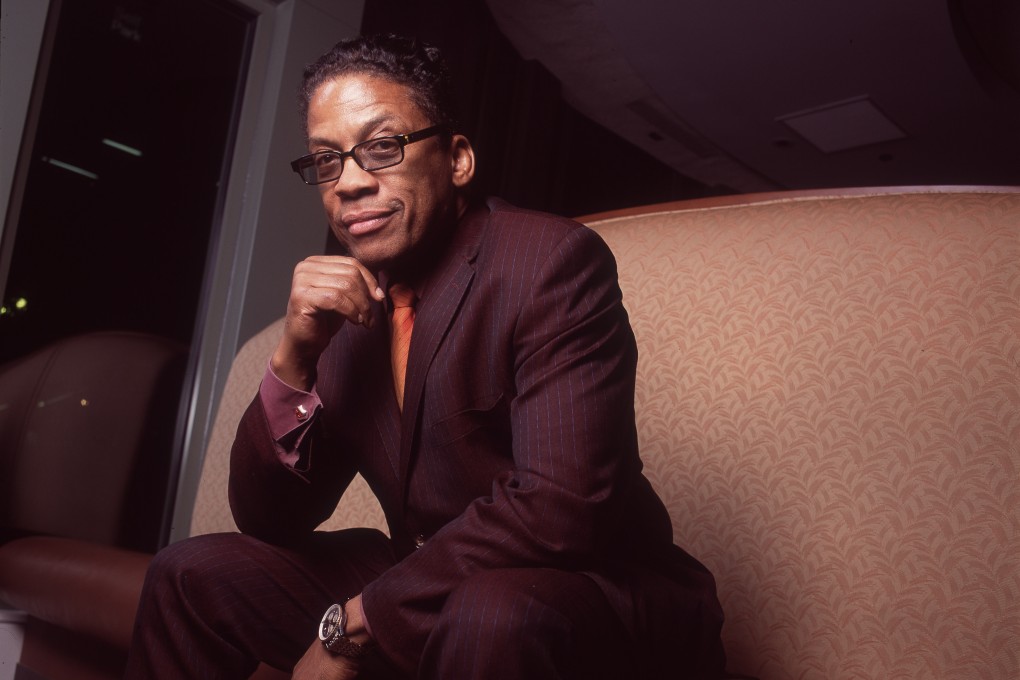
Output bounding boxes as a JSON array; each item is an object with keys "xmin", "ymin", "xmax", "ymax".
[{"xmin": 318, "ymin": 601, "xmax": 374, "ymax": 659}]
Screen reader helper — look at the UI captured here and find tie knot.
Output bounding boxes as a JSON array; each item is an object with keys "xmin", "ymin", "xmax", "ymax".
[{"xmin": 389, "ymin": 283, "xmax": 416, "ymax": 310}]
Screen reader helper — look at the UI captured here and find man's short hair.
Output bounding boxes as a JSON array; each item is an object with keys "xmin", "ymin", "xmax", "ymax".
[{"xmin": 298, "ymin": 34, "xmax": 457, "ymax": 138}]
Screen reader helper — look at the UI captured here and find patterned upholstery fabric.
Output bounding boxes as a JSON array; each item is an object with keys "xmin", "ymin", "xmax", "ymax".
[
  {"xmin": 587, "ymin": 189, "xmax": 1019, "ymax": 680},
  {"xmin": 190, "ymin": 189, "xmax": 1019, "ymax": 679}
]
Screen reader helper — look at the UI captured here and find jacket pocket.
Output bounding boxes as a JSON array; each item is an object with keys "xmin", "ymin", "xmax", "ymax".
[{"xmin": 430, "ymin": 392, "xmax": 508, "ymax": 447}]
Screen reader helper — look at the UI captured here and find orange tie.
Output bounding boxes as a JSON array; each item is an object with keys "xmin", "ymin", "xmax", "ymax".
[{"xmin": 389, "ymin": 284, "xmax": 416, "ymax": 411}]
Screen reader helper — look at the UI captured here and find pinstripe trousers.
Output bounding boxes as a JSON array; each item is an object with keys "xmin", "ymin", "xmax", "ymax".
[{"xmin": 124, "ymin": 530, "xmax": 633, "ymax": 679}]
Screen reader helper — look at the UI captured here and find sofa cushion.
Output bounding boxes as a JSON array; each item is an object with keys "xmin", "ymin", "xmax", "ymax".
[
  {"xmin": 0, "ymin": 332, "xmax": 186, "ymax": 551},
  {"xmin": 586, "ymin": 188, "xmax": 1019, "ymax": 680}
]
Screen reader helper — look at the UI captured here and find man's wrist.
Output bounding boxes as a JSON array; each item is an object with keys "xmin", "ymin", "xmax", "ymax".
[{"xmin": 271, "ymin": 342, "xmax": 319, "ymax": 392}]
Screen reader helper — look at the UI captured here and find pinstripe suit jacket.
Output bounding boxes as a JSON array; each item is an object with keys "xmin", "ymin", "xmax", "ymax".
[{"xmin": 229, "ymin": 198, "xmax": 724, "ymax": 674}]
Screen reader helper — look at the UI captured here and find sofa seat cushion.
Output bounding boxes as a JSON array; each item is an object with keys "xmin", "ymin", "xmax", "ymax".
[{"xmin": 0, "ymin": 536, "xmax": 151, "ymax": 649}]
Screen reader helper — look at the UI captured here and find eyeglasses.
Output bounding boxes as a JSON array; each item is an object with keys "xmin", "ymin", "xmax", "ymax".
[{"xmin": 290, "ymin": 125, "xmax": 446, "ymax": 185}]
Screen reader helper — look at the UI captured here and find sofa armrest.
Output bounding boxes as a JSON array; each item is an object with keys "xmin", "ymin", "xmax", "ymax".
[{"xmin": 0, "ymin": 536, "xmax": 151, "ymax": 649}]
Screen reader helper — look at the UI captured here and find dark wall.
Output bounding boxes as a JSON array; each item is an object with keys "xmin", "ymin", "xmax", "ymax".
[{"xmin": 360, "ymin": 0, "xmax": 712, "ymax": 218}]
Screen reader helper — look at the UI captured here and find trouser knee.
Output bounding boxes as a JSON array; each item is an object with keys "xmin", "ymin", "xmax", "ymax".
[
  {"xmin": 143, "ymin": 533, "xmax": 243, "ymax": 599},
  {"xmin": 422, "ymin": 568, "xmax": 627, "ymax": 679}
]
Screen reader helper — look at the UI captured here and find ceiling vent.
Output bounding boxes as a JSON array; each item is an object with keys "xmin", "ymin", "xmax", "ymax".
[{"xmin": 778, "ymin": 96, "xmax": 906, "ymax": 153}]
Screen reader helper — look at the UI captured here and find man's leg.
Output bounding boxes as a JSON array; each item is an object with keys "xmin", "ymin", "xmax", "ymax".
[
  {"xmin": 419, "ymin": 568, "xmax": 632, "ymax": 680},
  {"xmin": 125, "ymin": 529, "xmax": 397, "ymax": 679}
]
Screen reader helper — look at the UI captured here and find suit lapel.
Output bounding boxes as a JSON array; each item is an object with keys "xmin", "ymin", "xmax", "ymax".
[{"xmin": 396, "ymin": 204, "xmax": 489, "ymax": 510}]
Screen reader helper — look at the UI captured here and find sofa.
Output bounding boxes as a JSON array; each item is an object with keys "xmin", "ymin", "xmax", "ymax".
[
  {"xmin": 0, "ymin": 331, "xmax": 187, "ymax": 678},
  {"xmin": 0, "ymin": 331, "xmax": 187, "ymax": 552},
  {"xmin": 1, "ymin": 187, "xmax": 1017, "ymax": 679}
]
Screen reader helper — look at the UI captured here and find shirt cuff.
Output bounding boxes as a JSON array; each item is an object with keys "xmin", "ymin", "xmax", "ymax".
[{"xmin": 258, "ymin": 361, "xmax": 322, "ymax": 468}]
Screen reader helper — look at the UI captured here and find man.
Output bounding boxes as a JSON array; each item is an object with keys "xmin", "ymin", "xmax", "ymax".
[{"xmin": 126, "ymin": 34, "xmax": 725, "ymax": 679}]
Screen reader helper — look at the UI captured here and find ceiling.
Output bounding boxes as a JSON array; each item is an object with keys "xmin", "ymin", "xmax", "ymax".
[{"xmin": 485, "ymin": 0, "xmax": 1020, "ymax": 193}]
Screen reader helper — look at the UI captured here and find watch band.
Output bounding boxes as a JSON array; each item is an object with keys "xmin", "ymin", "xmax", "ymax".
[{"xmin": 318, "ymin": 601, "xmax": 375, "ymax": 659}]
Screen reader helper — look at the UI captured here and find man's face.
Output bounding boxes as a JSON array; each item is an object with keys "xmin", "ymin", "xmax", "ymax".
[{"xmin": 305, "ymin": 73, "xmax": 467, "ymax": 275}]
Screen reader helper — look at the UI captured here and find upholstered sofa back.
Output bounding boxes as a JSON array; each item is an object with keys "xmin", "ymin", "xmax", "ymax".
[
  {"xmin": 585, "ymin": 188, "xmax": 1019, "ymax": 679},
  {"xmin": 0, "ymin": 331, "xmax": 187, "ymax": 551},
  {"xmin": 192, "ymin": 188, "xmax": 1019, "ymax": 680}
]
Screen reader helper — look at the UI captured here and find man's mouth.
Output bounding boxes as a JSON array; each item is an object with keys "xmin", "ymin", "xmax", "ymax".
[{"xmin": 343, "ymin": 210, "xmax": 394, "ymax": 236}]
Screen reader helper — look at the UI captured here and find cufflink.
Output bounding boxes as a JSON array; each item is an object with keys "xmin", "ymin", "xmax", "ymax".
[{"xmin": 295, "ymin": 404, "xmax": 309, "ymax": 421}]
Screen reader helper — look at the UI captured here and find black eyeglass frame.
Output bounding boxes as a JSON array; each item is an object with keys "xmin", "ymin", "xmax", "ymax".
[{"xmin": 290, "ymin": 125, "xmax": 448, "ymax": 185}]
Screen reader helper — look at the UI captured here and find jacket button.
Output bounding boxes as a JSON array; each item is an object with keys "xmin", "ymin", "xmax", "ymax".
[{"xmin": 414, "ymin": 534, "xmax": 426, "ymax": 549}]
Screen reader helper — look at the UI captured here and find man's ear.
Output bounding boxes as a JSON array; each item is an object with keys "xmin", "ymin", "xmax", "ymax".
[{"xmin": 450, "ymin": 134, "xmax": 475, "ymax": 188}]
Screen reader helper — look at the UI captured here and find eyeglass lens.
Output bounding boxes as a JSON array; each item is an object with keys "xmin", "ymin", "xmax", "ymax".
[{"xmin": 300, "ymin": 138, "xmax": 404, "ymax": 184}]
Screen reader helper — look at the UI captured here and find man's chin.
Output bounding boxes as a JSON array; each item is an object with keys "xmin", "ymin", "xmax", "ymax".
[
  {"xmin": 345, "ymin": 231, "xmax": 443, "ymax": 280},
  {"xmin": 343, "ymin": 240, "xmax": 403, "ymax": 274}
]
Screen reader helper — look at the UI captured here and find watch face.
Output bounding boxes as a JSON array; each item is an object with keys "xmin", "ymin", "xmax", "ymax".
[{"xmin": 319, "ymin": 603, "xmax": 343, "ymax": 642}]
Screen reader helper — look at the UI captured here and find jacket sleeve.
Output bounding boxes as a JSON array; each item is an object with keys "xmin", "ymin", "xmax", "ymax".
[
  {"xmin": 228, "ymin": 394, "xmax": 357, "ymax": 546},
  {"xmin": 362, "ymin": 225, "xmax": 658, "ymax": 671}
]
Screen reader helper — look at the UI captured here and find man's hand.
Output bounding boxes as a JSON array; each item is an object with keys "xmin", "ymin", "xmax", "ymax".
[
  {"xmin": 273, "ymin": 256, "xmax": 385, "ymax": 390},
  {"xmin": 292, "ymin": 640, "xmax": 360, "ymax": 680}
]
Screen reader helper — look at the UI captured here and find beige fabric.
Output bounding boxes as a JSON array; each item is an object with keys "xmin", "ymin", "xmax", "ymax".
[
  {"xmin": 587, "ymin": 190, "xmax": 1019, "ymax": 680},
  {"xmin": 189, "ymin": 189, "xmax": 1019, "ymax": 679}
]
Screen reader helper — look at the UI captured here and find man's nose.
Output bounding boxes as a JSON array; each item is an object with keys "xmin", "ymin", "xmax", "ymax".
[{"xmin": 332, "ymin": 159, "xmax": 377, "ymax": 197}]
